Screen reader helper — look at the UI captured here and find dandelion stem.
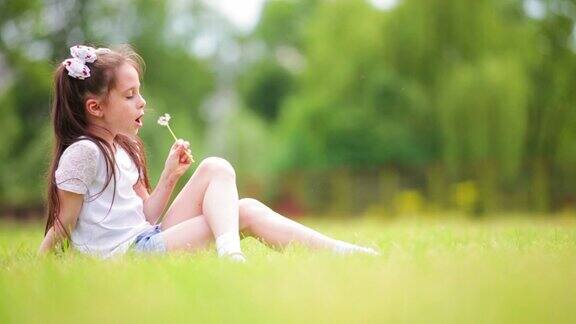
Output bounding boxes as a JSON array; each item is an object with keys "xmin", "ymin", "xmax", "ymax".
[
  {"xmin": 166, "ymin": 124, "xmax": 178, "ymax": 142},
  {"xmin": 167, "ymin": 123, "xmax": 195, "ymax": 163}
]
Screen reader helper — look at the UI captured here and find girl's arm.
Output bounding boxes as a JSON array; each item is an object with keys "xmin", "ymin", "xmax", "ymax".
[
  {"xmin": 38, "ymin": 190, "xmax": 83, "ymax": 256},
  {"xmin": 135, "ymin": 139, "xmax": 192, "ymax": 224},
  {"xmin": 134, "ymin": 170, "xmax": 179, "ymax": 224}
]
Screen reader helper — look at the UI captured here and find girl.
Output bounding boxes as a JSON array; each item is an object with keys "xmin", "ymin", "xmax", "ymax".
[{"xmin": 37, "ymin": 45, "xmax": 380, "ymax": 262}]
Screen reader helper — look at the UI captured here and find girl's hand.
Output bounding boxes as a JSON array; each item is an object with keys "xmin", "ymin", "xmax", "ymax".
[{"xmin": 164, "ymin": 139, "xmax": 192, "ymax": 179}]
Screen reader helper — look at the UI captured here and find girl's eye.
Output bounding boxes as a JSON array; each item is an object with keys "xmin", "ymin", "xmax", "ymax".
[{"xmin": 126, "ymin": 95, "xmax": 134, "ymax": 99}]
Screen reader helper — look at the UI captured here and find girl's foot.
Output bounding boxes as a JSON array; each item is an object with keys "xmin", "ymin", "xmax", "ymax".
[
  {"xmin": 215, "ymin": 232, "xmax": 246, "ymax": 262},
  {"xmin": 222, "ymin": 251, "xmax": 247, "ymax": 263},
  {"xmin": 332, "ymin": 240, "xmax": 381, "ymax": 256}
]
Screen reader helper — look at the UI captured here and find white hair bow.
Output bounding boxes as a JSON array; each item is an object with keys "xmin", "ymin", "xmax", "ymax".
[{"xmin": 62, "ymin": 45, "xmax": 98, "ymax": 80}]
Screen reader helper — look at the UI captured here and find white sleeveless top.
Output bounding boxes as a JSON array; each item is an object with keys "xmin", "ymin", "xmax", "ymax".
[{"xmin": 55, "ymin": 137, "xmax": 154, "ymax": 258}]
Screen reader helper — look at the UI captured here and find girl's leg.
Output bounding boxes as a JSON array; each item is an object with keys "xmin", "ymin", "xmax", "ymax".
[
  {"xmin": 158, "ymin": 198, "xmax": 378, "ymax": 255},
  {"xmin": 160, "ymin": 157, "xmax": 237, "ymax": 231},
  {"xmin": 237, "ymin": 198, "xmax": 379, "ymax": 255},
  {"xmin": 159, "ymin": 214, "xmax": 214, "ymax": 252},
  {"xmin": 160, "ymin": 157, "xmax": 244, "ymax": 259},
  {"xmin": 156, "ymin": 213, "xmax": 253, "ymax": 252},
  {"xmin": 157, "ymin": 157, "xmax": 377, "ymax": 256}
]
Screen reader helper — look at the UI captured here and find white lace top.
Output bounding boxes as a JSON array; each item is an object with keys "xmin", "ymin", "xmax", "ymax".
[{"xmin": 55, "ymin": 137, "xmax": 154, "ymax": 258}]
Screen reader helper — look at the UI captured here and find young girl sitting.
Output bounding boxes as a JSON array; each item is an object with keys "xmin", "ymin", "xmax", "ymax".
[{"xmin": 37, "ymin": 45, "xmax": 380, "ymax": 262}]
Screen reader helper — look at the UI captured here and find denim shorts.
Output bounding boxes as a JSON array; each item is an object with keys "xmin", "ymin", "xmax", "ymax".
[{"xmin": 130, "ymin": 224, "xmax": 167, "ymax": 254}]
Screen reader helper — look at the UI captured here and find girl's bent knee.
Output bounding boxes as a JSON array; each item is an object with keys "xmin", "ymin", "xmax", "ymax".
[{"xmin": 199, "ymin": 157, "xmax": 236, "ymax": 179}]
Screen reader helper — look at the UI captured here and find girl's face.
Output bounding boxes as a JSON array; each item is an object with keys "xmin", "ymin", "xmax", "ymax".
[{"xmin": 101, "ymin": 63, "xmax": 146, "ymax": 137}]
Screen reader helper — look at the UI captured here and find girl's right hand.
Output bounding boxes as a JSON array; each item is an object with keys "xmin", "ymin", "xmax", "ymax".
[{"xmin": 164, "ymin": 139, "xmax": 193, "ymax": 179}]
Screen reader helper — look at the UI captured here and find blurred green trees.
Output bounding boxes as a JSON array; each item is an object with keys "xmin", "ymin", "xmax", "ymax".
[{"xmin": 1, "ymin": 0, "xmax": 575, "ymax": 217}]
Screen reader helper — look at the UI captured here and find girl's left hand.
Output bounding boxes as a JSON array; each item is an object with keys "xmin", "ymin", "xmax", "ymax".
[{"xmin": 164, "ymin": 139, "xmax": 192, "ymax": 179}]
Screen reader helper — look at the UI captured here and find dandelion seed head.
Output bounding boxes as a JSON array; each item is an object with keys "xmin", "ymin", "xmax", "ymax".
[{"xmin": 157, "ymin": 113, "xmax": 171, "ymax": 126}]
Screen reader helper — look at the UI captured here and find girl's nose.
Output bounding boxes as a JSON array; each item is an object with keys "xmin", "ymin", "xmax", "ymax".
[{"xmin": 139, "ymin": 95, "xmax": 146, "ymax": 108}]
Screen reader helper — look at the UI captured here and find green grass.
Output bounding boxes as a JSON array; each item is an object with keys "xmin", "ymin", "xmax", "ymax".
[{"xmin": 1, "ymin": 216, "xmax": 575, "ymax": 324}]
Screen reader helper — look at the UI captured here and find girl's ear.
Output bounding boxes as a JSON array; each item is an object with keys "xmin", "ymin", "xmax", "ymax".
[{"xmin": 85, "ymin": 98, "xmax": 104, "ymax": 118}]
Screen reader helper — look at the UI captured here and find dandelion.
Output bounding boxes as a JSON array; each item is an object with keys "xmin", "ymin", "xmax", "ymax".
[
  {"xmin": 157, "ymin": 113, "xmax": 171, "ymax": 126},
  {"xmin": 157, "ymin": 113, "xmax": 195, "ymax": 163}
]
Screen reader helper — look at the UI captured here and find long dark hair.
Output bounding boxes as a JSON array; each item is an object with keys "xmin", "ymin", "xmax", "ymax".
[{"xmin": 44, "ymin": 44, "xmax": 152, "ymax": 243}]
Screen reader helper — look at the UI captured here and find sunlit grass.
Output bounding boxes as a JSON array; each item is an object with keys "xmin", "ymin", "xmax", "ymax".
[{"xmin": 1, "ymin": 216, "xmax": 575, "ymax": 323}]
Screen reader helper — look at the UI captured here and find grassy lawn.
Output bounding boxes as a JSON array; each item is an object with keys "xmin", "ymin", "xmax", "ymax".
[{"xmin": 0, "ymin": 216, "xmax": 575, "ymax": 324}]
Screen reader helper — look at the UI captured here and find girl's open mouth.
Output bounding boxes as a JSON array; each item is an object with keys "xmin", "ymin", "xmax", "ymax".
[{"xmin": 135, "ymin": 116, "xmax": 143, "ymax": 127}]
